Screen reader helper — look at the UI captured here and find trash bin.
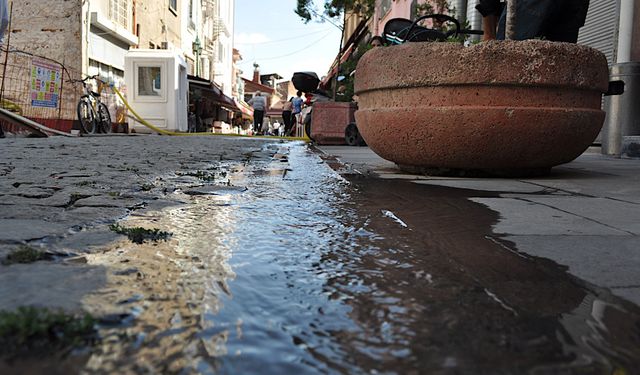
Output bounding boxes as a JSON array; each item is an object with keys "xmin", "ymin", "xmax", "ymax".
[{"xmin": 602, "ymin": 62, "xmax": 640, "ymax": 156}]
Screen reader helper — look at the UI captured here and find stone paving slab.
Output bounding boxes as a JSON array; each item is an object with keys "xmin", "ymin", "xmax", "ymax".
[
  {"xmin": 318, "ymin": 146, "xmax": 396, "ymax": 173},
  {"xmin": 0, "ymin": 219, "xmax": 70, "ymax": 243},
  {"xmin": 611, "ymin": 288, "xmax": 640, "ymax": 306},
  {"xmin": 413, "ymin": 179, "xmax": 550, "ymax": 194},
  {"xmin": 0, "ymin": 263, "xmax": 108, "ymax": 312},
  {"xmin": 470, "ymin": 197, "xmax": 629, "ymax": 236},
  {"xmin": 522, "ymin": 197, "xmax": 640, "ymax": 235},
  {"xmin": 502, "ymin": 235, "xmax": 640, "ymax": 293}
]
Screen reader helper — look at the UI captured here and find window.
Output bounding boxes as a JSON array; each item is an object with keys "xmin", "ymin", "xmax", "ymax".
[
  {"xmin": 169, "ymin": 0, "xmax": 177, "ymax": 14},
  {"xmin": 110, "ymin": 0, "xmax": 129, "ymax": 28},
  {"xmin": 218, "ymin": 42, "xmax": 224, "ymax": 63},
  {"xmin": 380, "ymin": 0, "xmax": 392, "ymax": 17},
  {"xmin": 189, "ymin": 0, "xmax": 195, "ymax": 29},
  {"xmin": 138, "ymin": 66, "xmax": 162, "ymax": 96}
]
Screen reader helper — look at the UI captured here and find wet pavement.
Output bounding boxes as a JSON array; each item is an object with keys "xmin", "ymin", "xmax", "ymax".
[{"xmin": 1, "ymin": 136, "xmax": 640, "ymax": 374}]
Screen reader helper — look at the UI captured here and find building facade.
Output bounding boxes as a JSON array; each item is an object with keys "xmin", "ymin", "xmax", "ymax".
[
  {"xmin": 0, "ymin": 0, "xmax": 238, "ymax": 133},
  {"xmin": 0, "ymin": 0, "xmax": 139, "ymax": 131},
  {"xmin": 211, "ymin": 0, "xmax": 234, "ymax": 96}
]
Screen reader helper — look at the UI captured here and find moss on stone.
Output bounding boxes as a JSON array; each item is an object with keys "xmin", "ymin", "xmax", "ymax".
[
  {"xmin": 109, "ymin": 224, "xmax": 172, "ymax": 244},
  {"xmin": 0, "ymin": 306, "xmax": 95, "ymax": 356},
  {"xmin": 2, "ymin": 245, "xmax": 50, "ymax": 265}
]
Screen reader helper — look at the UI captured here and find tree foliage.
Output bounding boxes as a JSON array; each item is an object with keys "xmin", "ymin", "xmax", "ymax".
[
  {"xmin": 295, "ymin": 0, "xmax": 375, "ymax": 23},
  {"xmin": 414, "ymin": 0, "xmax": 452, "ymax": 16}
]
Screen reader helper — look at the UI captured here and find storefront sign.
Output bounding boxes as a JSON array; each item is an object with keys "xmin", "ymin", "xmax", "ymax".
[{"xmin": 30, "ymin": 58, "xmax": 61, "ymax": 108}]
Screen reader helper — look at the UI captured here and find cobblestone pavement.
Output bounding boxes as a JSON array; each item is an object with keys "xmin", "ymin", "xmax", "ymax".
[
  {"xmin": 2, "ymin": 136, "xmax": 640, "ymax": 374},
  {"xmin": 0, "ymin": 135, "xmax": 279, "ymax": 312}
]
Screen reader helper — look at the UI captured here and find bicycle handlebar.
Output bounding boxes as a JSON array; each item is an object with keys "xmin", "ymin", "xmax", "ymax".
[
  {"xmin": 406, "ymin": 14, "xmax": 461, "ymax": 42},
  {"xmin": 81, "ymin": 74, "xmax": 101, "ymax": 82}
]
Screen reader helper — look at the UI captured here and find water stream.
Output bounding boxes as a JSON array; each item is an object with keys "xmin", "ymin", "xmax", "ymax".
[{"xmin": 79, "ymin": 142, "xmax": 640, "ymax": 374}]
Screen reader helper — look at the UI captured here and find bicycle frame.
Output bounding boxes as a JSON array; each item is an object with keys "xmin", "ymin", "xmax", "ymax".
[{"xmin": 76, "ymin": 75, "xmax": 112, "ymax": 134}]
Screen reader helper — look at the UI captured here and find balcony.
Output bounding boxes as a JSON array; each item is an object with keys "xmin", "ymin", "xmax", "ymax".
[{"xmin": 90, "ymin": 11, "xmax": 139, "ymax": 46}]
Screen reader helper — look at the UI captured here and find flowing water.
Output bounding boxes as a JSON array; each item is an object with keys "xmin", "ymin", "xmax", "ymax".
[{"xmin": 58, "ymin": 142, "xmax": 640, "ymax": 374}]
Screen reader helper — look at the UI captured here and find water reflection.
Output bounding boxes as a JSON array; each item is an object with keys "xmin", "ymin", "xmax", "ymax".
[{"xmin": 82, "ymin": 143, "xmax": 640, "ymax": 374}]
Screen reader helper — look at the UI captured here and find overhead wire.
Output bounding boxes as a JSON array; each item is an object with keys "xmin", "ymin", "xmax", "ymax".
[
  {"xmin": 235, "ymin": 28, "xmax": 330, "ymax": 45},
  {"xmin": 308, "ymin": 8, "xmax": 344, "ymax": 31},
  {"xmin": 238, "ymin": 31, "xmax": 335, "ymax": 62}
]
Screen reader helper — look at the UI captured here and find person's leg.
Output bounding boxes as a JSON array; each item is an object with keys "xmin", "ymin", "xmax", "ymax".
[
  {"xmin": 293, "ymin": 113, "xmax": 301, "ymax": 137},
  {"xmin": 255, "ymin": 110, "xmax": 264, "ymax": 134},
  {"xmin": 482, "ymin": 14, "xmax": 499, "ymax": 40},
  {"xmin": 497, "ymin": 0, "xmax": 556, "ymax": 40},
  {"xmin": 253, "ymin": 111, "xmax": 259, "ymax": 133},
  {"xmin": 283, "ymin": 111, "xmax": 292, "ymax": 135}
]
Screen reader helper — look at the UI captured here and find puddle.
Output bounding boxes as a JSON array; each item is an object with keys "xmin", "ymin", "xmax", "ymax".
[{"xmin": 32, "ymin": 143, "xmax": 640, "ymax": 373}]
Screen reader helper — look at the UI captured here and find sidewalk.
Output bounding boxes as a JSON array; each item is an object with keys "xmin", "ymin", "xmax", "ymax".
[{"xmin": 317, "ymin": 145, "xmax": 640, "ymax": 306}]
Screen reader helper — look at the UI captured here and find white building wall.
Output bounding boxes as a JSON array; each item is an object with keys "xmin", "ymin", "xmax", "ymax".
[
  {"xmin": 86, "ymin": 0, "xmax": 138, "ymax": 74},
  {"xmin": 181, "ymin": 0, "xmax": 204, "ymax": 76},
  {"xmin": 213, "ymin": 0, "xmax": 235, "ymax": 97}
]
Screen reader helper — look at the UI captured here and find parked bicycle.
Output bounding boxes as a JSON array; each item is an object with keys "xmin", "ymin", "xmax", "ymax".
[{"xmin": 76, "ymin": 75, "xmax": 112, "ymax": 134}]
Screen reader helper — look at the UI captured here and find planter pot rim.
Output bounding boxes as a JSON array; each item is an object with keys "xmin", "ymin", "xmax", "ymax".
[{"xmin": 355, "ymin": 40, "xmax": 609, "ymax": 94}]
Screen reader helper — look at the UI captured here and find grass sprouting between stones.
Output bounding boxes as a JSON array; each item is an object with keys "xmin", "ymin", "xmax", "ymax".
[
  {"xmin": 2, "ymin": 245, "xmax": 51, "ymax": 265},
  {"xmin": 109, "ymin": 224, "xmax": 172, "ymax": 244},
  {"xmin": 0, "ymin": 306, "xmax": 95, "ymax": 356},
  {"xmin": 140, "ymin": 183, "xmax": 154, "ymax": 191},
  {"xmin": 177, "ymin": 170, "xmax": 216, "ymax": 181}
]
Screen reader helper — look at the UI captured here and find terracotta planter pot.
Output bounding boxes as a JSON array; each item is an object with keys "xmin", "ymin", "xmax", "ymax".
[{"xmin": 354, "ymin": 40, "xmax": 609, "ymax": 176}]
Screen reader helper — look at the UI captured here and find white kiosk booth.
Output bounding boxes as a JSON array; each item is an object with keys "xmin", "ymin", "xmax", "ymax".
[{"xmin": 124, "ymin": 50, "xmax": 188, "ymax": 133}]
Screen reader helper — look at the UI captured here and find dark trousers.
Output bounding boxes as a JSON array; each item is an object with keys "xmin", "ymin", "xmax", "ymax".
[
  {"xmin": 253, "ymin": 109, "xmax": 265, "ymax": 133},
  {"xmin": 282, "ymin": 110, "xmax": 292, "ymax": 136},
  {"xmin": 496, "ymin": 0, "xmax": 589, "ymax": 42}
]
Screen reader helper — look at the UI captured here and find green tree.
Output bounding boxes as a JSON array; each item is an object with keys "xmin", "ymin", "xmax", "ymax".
[
  {"xmin": 414, "ymin": 0, "xmax": 452, "ymax": 16},
  {"xmin": 295, "ymin": 0, "xmax": 375, "ymax": 23},
  {"xmin": 295, "ymin": 0, "xmax": 375, "ymax": 100}
]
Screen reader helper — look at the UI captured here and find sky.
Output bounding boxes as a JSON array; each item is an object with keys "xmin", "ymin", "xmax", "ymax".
[{"xmin": 234, "ymin": 0, "xmax": 343, "ymax": 82}]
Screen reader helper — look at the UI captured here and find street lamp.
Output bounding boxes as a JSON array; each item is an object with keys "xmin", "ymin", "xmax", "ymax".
[{"xmin": 192, "ymin": 36, "xmax": 203, "ymax": 76}]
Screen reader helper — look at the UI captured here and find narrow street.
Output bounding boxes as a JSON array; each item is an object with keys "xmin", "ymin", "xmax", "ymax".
[{"xmin": 1, "ymin": 136, "xmax": 639, "ymax": 374}]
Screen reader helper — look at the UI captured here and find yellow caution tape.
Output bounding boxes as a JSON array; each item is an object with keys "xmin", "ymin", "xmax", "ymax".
[
  {"xmin": 110, "ymin": 84, "xmax": 310, "ymax": 142},
  {"xmin": 1, "ymin": 99, "xmax": 23, "ymax": 115}
]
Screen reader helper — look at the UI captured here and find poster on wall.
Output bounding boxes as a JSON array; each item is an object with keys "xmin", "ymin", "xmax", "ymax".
[{"xmin": 30, "ymin": 58, "xmax": 61, "ymax": 108}]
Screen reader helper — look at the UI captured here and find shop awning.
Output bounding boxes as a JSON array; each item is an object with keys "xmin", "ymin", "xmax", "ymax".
[
  {"xmin": 188, "ymin": 75, "xmax": 239, "ymax": 111},
  {"xmin": 234, "ymin": 98, "xmax": 253, "ymax": 119}
]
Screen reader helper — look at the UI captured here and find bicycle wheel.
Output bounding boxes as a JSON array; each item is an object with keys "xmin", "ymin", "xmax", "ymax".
[
  {"xmin": 97, "ymin": 102, "xmax": 112, "ymax": 133},
  {"xmin": 76, "ymin": 97, "xmax": 96, "ymax": 134}
]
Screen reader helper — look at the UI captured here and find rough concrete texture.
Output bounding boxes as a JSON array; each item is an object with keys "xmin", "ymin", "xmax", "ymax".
[
  {"xmin": 354, "ymin": 40, "xmax": 609, "ymax": 173},
  {"xmin": 357, "ymin": 106, "xmax": 604, "ymax": 170},
  {"xmin": 355, "ymin": 40, "xmax": 609, "ymax": 93}
]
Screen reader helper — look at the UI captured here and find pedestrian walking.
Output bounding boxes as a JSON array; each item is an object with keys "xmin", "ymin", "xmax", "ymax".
[
  {"xmin": 248, "ymin": 91, "xmax": 267, "ymax": 134},
  {"xmin": 291, "ymin": 91, "xmax": 304, "ymax": 136},
  {"xmin": 282, "ymin": 97, "xmax": 293, "ymax": 136}
]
